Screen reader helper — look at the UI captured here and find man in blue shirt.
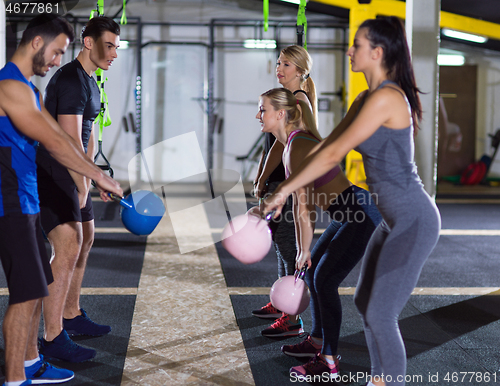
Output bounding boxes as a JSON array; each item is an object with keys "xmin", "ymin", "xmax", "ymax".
[{"xmin": 0, "ymin": 14, "xmax": 122, "ymax": 386}]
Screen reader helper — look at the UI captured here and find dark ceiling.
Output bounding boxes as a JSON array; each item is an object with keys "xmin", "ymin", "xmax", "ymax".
[{"xmin": 440, "ymin": 0, "xmax": 500, "ymax": 25}]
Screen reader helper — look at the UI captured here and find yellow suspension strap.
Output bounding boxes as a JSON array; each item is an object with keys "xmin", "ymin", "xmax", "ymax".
[
  {"xmin": 91, "ymin": 0, "xmax": 114, "ymax": 178},
  {"xmin": 296, "ymin": 0, "xmax": 307, "ymax": 49}
]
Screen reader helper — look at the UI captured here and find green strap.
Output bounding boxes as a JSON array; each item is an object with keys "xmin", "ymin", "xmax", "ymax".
[
  {"xmin": 263, "ymin": 0, "xmax": 269, "ymax": 32},
  {"xmin": 94, "ymin": 69, "xmax": 112, "ymax": 141},
  {"xmin": 97, "ymin": 0, "xmax": 104, "ymax": 15},
  {"xmin": 90, "ymin": 0, "xmax": 112, "ymax": 142},
  {"xmin": 297, "ymin": 0, "xmax": 307, "ymax": 49},
  {"xmin": 120, "ymin": 0, "xmax": 127, "ymax": 24}
]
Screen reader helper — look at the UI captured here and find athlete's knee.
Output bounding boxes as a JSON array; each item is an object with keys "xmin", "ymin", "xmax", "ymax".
[
  {"xmin": 313, "ymin": 273, "xmax": 334, "ymax": 298},
  {"xmin": 81, "ymin": 232, "xmax": 94, "ymax": 253},
  {"xmin": 48, "ymin": 225, "xmax": 83, "ymax": 264},
  {"xmin": 363, "ymin": 304, "xmax": 397, "ymax": 335},
  {"xmin": 354, "ymin": 290, "xmax": 368, "ymax": 317}
]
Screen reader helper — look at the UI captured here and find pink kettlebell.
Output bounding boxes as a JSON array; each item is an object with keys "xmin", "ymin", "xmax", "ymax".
[
  {"xmin": 221, "ymin": 212, "xmax": 272, "ymax": 264},
  {"xmin": 270, "ymin": 267, "xmax": 311, "ymax": 314}
]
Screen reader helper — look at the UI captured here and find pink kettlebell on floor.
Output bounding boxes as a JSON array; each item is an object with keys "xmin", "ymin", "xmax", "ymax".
[
  {"xmin": 221, "ymin": 212, "xmax": 272, "ymax": 264},
  {"xmin": 270, "ymin": 267, "xmax": 311, "ymax": 314}
]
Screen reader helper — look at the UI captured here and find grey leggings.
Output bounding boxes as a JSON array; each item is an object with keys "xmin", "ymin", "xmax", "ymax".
[
  {"xmin": 267, "ymin": 181, "xmax": 296, "ymax": 277},
  {"xmin": 354, "ymin": 190, "xmax": 441, "ymax": 385}
]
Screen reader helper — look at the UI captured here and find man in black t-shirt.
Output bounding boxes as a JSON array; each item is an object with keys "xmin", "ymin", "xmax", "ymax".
[{"xmin": 36, "ymin": 16, "xmax": 121, "ymax": 363}]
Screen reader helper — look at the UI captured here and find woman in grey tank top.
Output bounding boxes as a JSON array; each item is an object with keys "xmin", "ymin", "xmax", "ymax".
[{"xmin": 263, "ymin": 17, "xmax": 441, "ymax": 386}]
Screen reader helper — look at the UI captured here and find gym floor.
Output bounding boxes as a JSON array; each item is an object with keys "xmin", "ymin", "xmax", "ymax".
[{"xmin": 1, "ymin": 182, "xmax": 500, "ymax": 385}]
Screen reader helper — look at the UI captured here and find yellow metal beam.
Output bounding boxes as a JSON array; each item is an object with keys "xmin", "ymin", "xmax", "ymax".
[
  {"xmin": 347, "ymin": 5, "xmax": 375, "ymax": 106},
  {"xmin": 311, "ymin": 0, "xmax": 500, "ymax": 188},
  {"xmin": 313, "ymin": 0, "xmax": 500, "ymax": 41},
  {"xmin": 315, "ymin": 0, "xmax": 500, "ymax": 104},
  {"xmin": 312, "ymin": 0, "xmax": 500, "ymax": 188},
  {"xmin": 313, "ymin": 0, "xmax": 358, "ymax": 9},
  {"xmin": 343, "ymin": 5, "xmax": 377, "ymax": 189},
  {"xmin": 440, "ymin": 12, "xmax": 500, "ymax": 41},
  {"xmin": 369, "ymin": 0, "xmax": 405, "ymax": 19}
]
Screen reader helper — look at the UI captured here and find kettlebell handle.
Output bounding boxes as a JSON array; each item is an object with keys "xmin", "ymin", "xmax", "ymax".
[
  {"xmin": 108, "ymin": 192, "xmax": 133, "ymax": 210},
  {"xmin": 263, "ymin": 210, "xmax": 276, "ymax": 222},
  {"xmin": 294, "ymin": 265, "xmax": 307, "ymax": 283}
]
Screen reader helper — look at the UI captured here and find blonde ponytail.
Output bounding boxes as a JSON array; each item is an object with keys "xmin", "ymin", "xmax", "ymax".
[
  {"xmin": 303, "ymin": 77, "xmax": 318, "ymax": 125},
  {"xmin": 280, "ymin": 45, "xmax": 318, "ymax": 125},
  {"xmin": 261, "ymin": 88, "xmax": 322, "ymax": 140}
]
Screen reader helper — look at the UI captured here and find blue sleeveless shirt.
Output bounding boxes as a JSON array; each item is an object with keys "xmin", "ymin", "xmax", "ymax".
[{"xmin": 0, "ymin": 62, "xmax": 41, "ymax": 216}]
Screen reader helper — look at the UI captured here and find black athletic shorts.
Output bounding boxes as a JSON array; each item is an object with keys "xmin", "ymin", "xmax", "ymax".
[
  {"xmin": 37, "ymin": 153, "xmax": 94, "ymax": 235},
  {"xmin": 0, "ymin": 213, "xmax": 53, "ymax": 304}
]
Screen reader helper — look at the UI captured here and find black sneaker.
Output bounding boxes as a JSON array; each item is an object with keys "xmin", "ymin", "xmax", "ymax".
[
  {"xmin": 282, "ymin": 335, "xmax": 321, "ymax": 358},
  {"xmin": 39, "ymin": 330, "xmax": 96, "ymax": 363},
  {"xmin": 261, "ymin": 314, "xmax": 304, "ymax": 337},
  {"xmin": 251, "ymin": 302, "xmax": 282, "ymax": 319},
  {"xmin": 63, "ymin": 308, "xmax": 111, "ymax": 337}
]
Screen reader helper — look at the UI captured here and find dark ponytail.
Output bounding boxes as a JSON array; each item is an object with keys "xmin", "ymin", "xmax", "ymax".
[{"xmin": 360, "ymin": 16, "xmax": 422, "ymax": 132}]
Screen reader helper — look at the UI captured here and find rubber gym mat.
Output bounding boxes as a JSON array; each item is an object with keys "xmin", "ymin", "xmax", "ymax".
[{"xmin": 0, "ymin": 201, "xmax": 147, "ymax": 385}]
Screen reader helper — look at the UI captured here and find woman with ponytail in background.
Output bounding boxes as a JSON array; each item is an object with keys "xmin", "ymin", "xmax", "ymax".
[{"xmin": 252, "ymin": 45, "xmax": 320, "ymax": 338}]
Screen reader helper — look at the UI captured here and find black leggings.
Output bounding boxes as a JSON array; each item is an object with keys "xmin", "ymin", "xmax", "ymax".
[
  {"xmin": 267, "ymin": 181, "xmax": 296, "ymax": 277},
  {"xmin": 306, "ymin": 186, "xmax": 382, "ymax": 355}
]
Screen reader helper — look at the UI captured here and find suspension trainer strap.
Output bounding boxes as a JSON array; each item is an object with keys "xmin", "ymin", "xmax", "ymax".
[
  {"xmin": 97, "ymin": 0, "xmax": 104, "ymax": 16},
  {"xmin": 90, "ymin": 0, "xmax": 114, "ymax": 178},
  {"xmin": 90, "ymin": 0, "xmax": 112, "ymax": 142},
  {"xmin": 121, "ymin": 0, "xmax": 127, "ymax": 25},
  {"xmin": 263, "ymin": 0, "xmax": 269, "ymax": 32},
  {"xmin": 297, "ymin": 0, "xmax": 307, "ymax": 49},
  {"xmin": 95, "ymin": 70, "xmax": 112, "ymax": 141}
]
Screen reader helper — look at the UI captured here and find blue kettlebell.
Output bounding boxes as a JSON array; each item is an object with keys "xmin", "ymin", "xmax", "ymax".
[{"xmin": 109, "ymin": 190, "xmax": 165, "ymax": 235}]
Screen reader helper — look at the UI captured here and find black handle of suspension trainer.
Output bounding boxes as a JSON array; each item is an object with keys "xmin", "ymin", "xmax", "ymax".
[
  {"xmin": 296, "ymin": 25, "xmax": 304, "ymax": 47},
  {"xmin": 93, "ymin": 140, "xmax": 114, "ymax": 179}
]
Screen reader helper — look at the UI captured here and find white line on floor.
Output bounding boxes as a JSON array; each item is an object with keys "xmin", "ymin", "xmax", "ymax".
[
  {"xmin": 227, "ymin": 287, "xmax": 500, "ymax": 296},
  {"xmin": 211, "ymin": 228, "xmax": 500, "ymax": 236}
]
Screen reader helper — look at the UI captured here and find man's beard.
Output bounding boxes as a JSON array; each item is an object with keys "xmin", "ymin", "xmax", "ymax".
[{"xmin": 32, "ymin": 45, "xmax": 47, "ymax": 76}]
